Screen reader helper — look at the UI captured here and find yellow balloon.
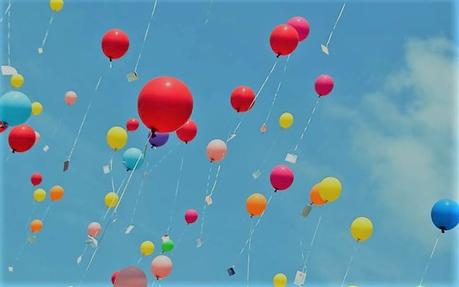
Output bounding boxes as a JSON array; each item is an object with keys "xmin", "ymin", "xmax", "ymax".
[
  {"xmin": 33, "ymin": 188, "xmax": 46, "ymax": 202},
  {"xmin": 31, "ymin": 102, "xmax": 43, "ymax": 116},
  {"xmin": 104, "ymin": 192, "xmax": 119, "ymax": 208},
  {"xmin": 106, "ymin": 127, "xmax": 128, "ymax": 151},
  {"xmin": 318, "ymin": 177, "xmax": 342, "ymax": 202},
  {"xmin": 351, "ymin": 217, "xmax": 373, "ymax": 242},
  {"xmin": 273, "ymin": 273, "xmax": 287, "ymax": 287},
  {"xmin": 50, "ymin": 0, "xmax": 64, "ymax": 12},
  {"xmin": 10, "ymin": 74, "xmax": 24, "ymax": 89},
  {"xmin": 140, "ymin": 240, "xmax": 155, "ymax": 256},
  {"xmin": 279, "ymin": 112, "xmax": 294, "ymax": 129}
]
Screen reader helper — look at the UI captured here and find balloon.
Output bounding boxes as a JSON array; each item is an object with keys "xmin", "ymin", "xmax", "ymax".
[
  {"xmin": 310, "ymin": 184, "xmax": 326, "ymax": 205},
  {"xmin": 114, "ymin": 266, "xmax": 147, "ymax": 287},
  {"xmin": 287, "ymin": 16, "xmax": 310, "ymax": 41},
  {"xmin": 317, "ymin": 177, "xmax": 342, "ymax": 202},
  {"xmin": 122, "ymin": 148, "xmax": 144, "ymax": 171},
  {"xmin": 31, "ymin": 102, "xmax": 43, "ymax": 116},
  {"xmin": 8, "ymin": 124, "xmax": 36, "ymax": 152},
  {"xmin": 230, "ymin": 86, "xmax": 256, "ymax": 112},
  {"xmin": 246, "ymin": 193, "xmax": 267, "ymax": 217},
  {"xmin": 0, "ymin": 121, "xmax": 7, "ymax": 133},
  {"xmin": 64, "ymin": 91, "xmax": 77, "ymax": 106},
  {"xmin": 269, "ymin": 24, "xmax": 299, "ymax": 57},
  {"xmin": 350, "ymin": 217, "xmax": 373, "ymax": 242},
  {"xmin": 111, "ymin": 271, "xmax": 119, "ymax": 285},
  {"xmin": 149, "ymin": 132, "xmax": 169, "ymax": 148},
  {"xmin": 0, "ymin": 91, "xmax": 32, "ymax": 126},
  {"xmin": 31, "ymin": 172, "xmax": 42, "ymax": 186},
  {"xmin": 87, "ymin": 222, "xmax": 102, "ymax": 237},
  {"xmin": 273, "ymin": 273, "xmax": 287, "ymax": 287},
  {"xmin": 184, "ymin": 209, "xmax": 198, "ymax": 224},
  {"xmin": 106, "ymin": 127, "xmax": 128, "ymax": 151},
  {"xmin": 176, "ymin": 119, "xmax": 197, "ymax": 143},
  {"xmin": 315, "ymin": 75, "xmax": 334, "ymax": 97},
  {"xmin": 105, "ymin": 192, "xmax": 119, "ymax": 208},
  {"xmin": 137, "ymin": 76, "xmax": 193, "ymax": 132},
  {"xmin": 151, "ymin": 255, "xmax": 173, "ymax": 280},
  {"xmin": 206, "ymin": 139, "xmax": 227, "ymax": 162},
  {"xmin": 102, "ymin": 29, "xmax": 130, "ymax": 61},
  {"xmin": 30, "ymin": 219, "xmax": 43, "ymax": 233},
  {"xmin": 270, "ymin": 165, "xmax": 294, "ymax": 191},
  {"xmin": 126, "ymin": 118, "xmax": 139, "ymax": 132},
  {"xmin": 50, "ymin": 0, "xmax": 64, "ymax": 12},
  {"xmin": 431, "ymin": 199, "xmax": 459, "ymax": 232},
  {"xmin": 33, "ymin": 188, "xmax": 46, "ymax": 202},
  {"xmin": 140, "ymin": 241, "xmax": 155, "ymax": 256},
  {"xmin": 161, "ymin": 239, "xmax": 174, "ymax": 253},
  {"xmin": 10, "ymin": 74, "xmax": 24, "ymax": 88},
  {"xmin": 279, "ymin": 112, "xmax": 293, "ymax": 129},
  {"xmin": 49, "ymin": 185, "xmax": 64, "ymax": 201}
]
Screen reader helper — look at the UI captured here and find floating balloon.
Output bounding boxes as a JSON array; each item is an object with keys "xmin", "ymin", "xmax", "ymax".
[
  {"xmin": 123, "ymin": 148, "xmax": 144, "ymax": 171},
  {"xmin": 310, "ymin": 184, "xmax": 326, "ymax": 205},
  {"xmin": 350, "ymin": 217, "xmax": 373, "ymax": 242},
  {"xmin": 64, "ymin": 91, "xmax": 77, "ymax": 106},
  {"xmin": 270, "ymin": 165, "xmax": 294, "ymax": 191},
  {"xmin": 31, "ymin": 172, "xmax": 42, "ymax": 186},
  {"xmin": 279, "ymin": 112, "xmax": 294, "ymax": 129},
  {"xmin": 33, "ymin": 188, "xmax": 46, "ymax": 202},
  {"xmin": 317, "ymin": 177, "xmax": 342, "ymax": 202},
  {"xmin": 230, "ymin": 86, "xmax": 256, "ymax": 112},
  {"xmin": 206, "ymin": 139, "xmax": 227, "ymax": 162},
  {"xmin": 10, "ymin": 74, "xmax": 24, "ymax": 89},
  {"xmin": 8, "ymin": 124, "xmax": 36, "ymax": 152},
  {"xmin": 184, "ymin": 209, "xmax": 198, "ymax": 224},
  {"xmin": 111, "ymin": 271, "xmax": 119, "ymax": 285},
  {"xmin": 149, "ymin": 132, "xmax": 169, "ymax": 148},
  {"xmin": 49, "ymin": 185, "xmax": 64, "ymax": 201},
  {"xmin": 431, "ymin": 199, "xmax": 459, "ymax": 233},
  {"xmin": 246, "ymin": 193, "xmax": 267, "ymax": 217},
  {"xmin": 88, "ymin": 222, "xmax": 102, "ymax": 237},
  {"xmin": 140, "ymin": 241, "xmax": 155, "ymax": 256},
  {"xmin": 287, "ymin": 16, "xmax": 310, "ymax": 42},
  {"xmin": 31, "ymin": 102, "xmax": 43, "ymax": 116},
  {"xmin": 161, "ymin": 239, "xmax": 174, "ymax": 253},
  {"xmin": 176, "ymin": 119, "xmax": 197, "ymax": 143},
  {"xmin": 106, "ymin": 127, "xmax": 128, "ymax": 151},
  {"xmin": 49, "ymin": 0, "xmax": 64, "ymax": 12},
  {"xmin": 151, "ymin": 255, "xmax": 173, "ymax": 280},
  {"xmin": 315, "ymin": 75, "xmax": 334, "ymax": 97},
  {"xmin": 126, "ymin": 118, "xmax": 139, "ymax": 132},
  {"xmin": 269, "ymin": 24, "xmax": 299, "ymax": 57},
  {"xmin": 114, "ymin": 266, "xmax": 147, "ymax": 287},
  {"xmin": 138, "ymin": 77, "xmax": 193, "ymax": 133},
  {"xmin": 102, "ymin": 29, "xmax": 130, "ymax": 61},
  {"xmin": 0, "ymin": 91, "xmax": 32, "ymax": 126},
  {"xmin": 273, "ymin": 273, "xmax": 287, "ymax": 287},
  {"xmin": 30, "ymin": 219, "xmax": 43, "ymax": 233},
  {"xmin": 0, "ymin": 121, "xmax": 7, "ymax": 133},
  {"xmin": 105, "ymin": 192, "xmax": 119, "ymax": 208}
]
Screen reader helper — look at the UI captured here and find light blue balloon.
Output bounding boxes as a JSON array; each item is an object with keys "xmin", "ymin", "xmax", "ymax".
[
  {"xmin": 122, "ymin": 147, "xmax": 144, "ymax": 171},
  {"xmin": 0, "ymin": 91, "xmax": 32, "ymax": 126}
]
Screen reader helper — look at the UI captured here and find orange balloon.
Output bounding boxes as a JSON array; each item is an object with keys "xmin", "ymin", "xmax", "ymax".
[
  {"xmin": 246, "ymin": 193, "xmax": 267, "ymax": 217},
  {"xmin": 50, "ymin": 185, "xmax": 64, "ymax": 201},
  {"xmin": 30, "ymin": 219, "xmax": 43, "ymax": 233},
  {"xmin": 310, "ymin": 184, "xmax": 327, "ymax": 205}
]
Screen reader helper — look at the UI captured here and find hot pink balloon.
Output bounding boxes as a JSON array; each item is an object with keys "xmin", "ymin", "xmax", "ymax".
[
  {"xmin": 270, "ymin": 165, "xmax": 294, "ymax": 191},
  {"xmin": 184, "ymin": 209, "xmax": 198, "ymax": 224},
  {"xmin": 87, "ymin": 222, "xmax": 102, "ymax": 237},
  {"xmin": 287, "ymin": 16, "xmax": 310, "ymax": 41},
  {"xmin": 151, "ymin": 255, "xmax": 173, "ymax": 280},
  {"xmin": 114, "ymin": 266, "xmax": 147, "ymax": 287},
  {"xmin": 314, "ymin": 75, "xmax": 334, "ymax": 97},
  {"xmin": 206, "ymin": 139, "xmax": 227, "ymax": 162},
  {"xmin": 64, "ymin": 91, "xmax": 78, "ymax": 106}
]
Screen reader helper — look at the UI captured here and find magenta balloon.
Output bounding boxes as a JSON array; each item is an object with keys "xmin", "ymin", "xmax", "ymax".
[
  {"xmin": 87, "ymin": 222, "xmax": 102, "ymax": 237},
  {"xmin": 270, "ymin": 165, "xmax": 294, "ymax": 191},
  {"xmin": 314, "ymin": 74, "xmax": 334, "ymax": 97},
  {"xmin": 114, "ymin": 266, "xmax": 147, "ymax": 287},
  {"xmin": 206, "ymin": 139, "xmax": 227, "ymax": 162},
  {"xmin": 287, "ymin": 17, "xmax": 310, "ymax": 41},
  {"xmin": 151, "ymin": 255, "xmax": 173, "ymax": 280},
  {"xmin": 184, "ymin": 209, "xmax": 198, "ymax": 224}
]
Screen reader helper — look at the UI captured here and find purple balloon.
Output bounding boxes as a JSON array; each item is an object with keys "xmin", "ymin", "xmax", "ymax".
[{"xmin": 149, "ymin": 132, "xmax": 169, "ymax": 148}]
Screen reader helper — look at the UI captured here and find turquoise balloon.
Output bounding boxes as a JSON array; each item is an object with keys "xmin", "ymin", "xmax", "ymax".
[
  {"xmin": 122, "ymin": 147, "xmax": 144, "ymax": 171},
  {"xmin": 0, "ymin": 91, "xmax": 32, "ymax": 126}
]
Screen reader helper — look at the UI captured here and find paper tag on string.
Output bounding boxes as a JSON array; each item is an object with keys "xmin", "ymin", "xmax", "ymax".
[
  {"xmin": 1, "ymin": 65, "xmax": 17, "ymax": 76},
  {"xmin": 285, "ymin": 153, "xmax": 297, "ymax": 164},
  {"xmin": 205, "ymin": 195, "xmax": 213, "ymax": 205},
  {"xmin": 43, "ymin": 145, "xmax": 49, "ymax": 152},
  {"xmin": 38, "ymin": 47, "xmax": 44, "ymax": 54},
  {"xmin": 63, "ymin": 160, "xmax": 70, "ymax": 171},
  {"xmin": 196, "ymin": 238, "xmax": 203, "ymax": 248},
  {"xmin": 320, "ymin": 44, "xmax": 329, "ymax": 55},
  {"xmin": 294, "ymin": 270, "xmax": 306, "ymax": 286},
  {"xmin": 125, "ymin": 225, "xmax": 135, "ymax": 234},
  {"xmin": 8, "ymin": 266, "xmax": 14, "ymax": 272},
  {"xmin": 162, "ymin": 235, "xmax": 170, "ymax": 243},
  {"xmin": 260, "ymin": 123, "xmax": 268, "ymax": 133},
  {"xmin": 227, "ymin": 266, "xmax": 236, "ymax": 276},
  {"xmin": 302, "ymin": 205, "xmax": 312, "ymax": 218},
  {"xmin": 103, "ymin": 165, "xmax": 111, "ymax": 174},
  {"xmin": 76, "ymin": 255, "xmax": 82, "ymax": 265},
  {"xmin": 127, "ymin": 72, "xmax": 138, "ymax": 82},
  {"xmin": 252, "ymin": 170, "xmax": 261, "ymax": 179}
]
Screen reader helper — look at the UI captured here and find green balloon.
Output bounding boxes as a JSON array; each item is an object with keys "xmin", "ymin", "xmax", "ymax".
[{"xmin": 161, "ymin": 240, "xmax": 174, "ymax": 252}]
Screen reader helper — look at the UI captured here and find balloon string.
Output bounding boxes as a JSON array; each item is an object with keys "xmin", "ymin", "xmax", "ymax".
[
  {"xmin": 102, "ymin": 174, "xmax": 128, "ymax": 222},
  {"xmin": 293, "ymin": 97, "xmax": 320, "ymax": 152},
  {"xmin": 208, "ymin": 164, "xmax": 222, "ymax": 198},
  {"xmin": 197, "ymin": 164, "xmax": 214, "ymax": 242},
  {"xmin": 253, "ymin": 133, "xmax": 280, "ymax": 178},
  {"xmin": 76, "ymin": 245, "xmax": 88, "ymax": 265},
  {"xmin": 136, "ymin": 256, "xmax": 143, "ymax": 265},
  {"xmin": 340, "ymin": 243, "xmax": 360, "ymax": 287},
  {"xmin": 134, "ymin": 0, "xmax": 159, "ymax": 74},
  {"xmin": 42, "ymin": 203, "xmax": 52, "ymax": 222},
  {"xmin": 301, "ymin": 215, "xmax": 322, "ymax": 272},
  {"xmin": 246, "ymin": 220, "xmax": 255, "ymax": 287},
  {"xmin": 6, "ymin": 0, "xmax": 11, "ymax": 65},
  {"xmin": 39, "ymin": 14, "xmax": 55, "ymax": 53},
  {"xmin": 204, "ymin": 0, "xmax": 214, "ymax": 24},
  {"xmin": 129, "ymin": 161, "xmax": 150, "ymax": 224},
  {"xmin": 325, "ymin": 3, "xmax": 346, "ymax": 48},
  {"xmin": 109, "ymin": 152, "xmax": 115, "ymax": 192},
  {"xmin": 418, "ymin": 233, "xmax": 442, "ymax": 286},
  {"xmin": 0, "ymin": 1, "xmax": 11, "ymax": 23},
  {"xmin": 167, "ymin": 152, "xmax": 185, "ymax": 235}
]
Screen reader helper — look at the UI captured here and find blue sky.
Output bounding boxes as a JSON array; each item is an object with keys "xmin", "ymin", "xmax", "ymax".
[{"xmin": 0, "ymin": 0, "xmax": 458, "ymax": 287}]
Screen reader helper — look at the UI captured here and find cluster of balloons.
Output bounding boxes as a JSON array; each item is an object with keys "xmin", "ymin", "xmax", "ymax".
[
  {"xmin": 310, "ymin": 177, "xmax": 342, "ymax": 205},
  {"xmin": 269, "ymin": 16, "xmax": 310, "ymax": 57}
]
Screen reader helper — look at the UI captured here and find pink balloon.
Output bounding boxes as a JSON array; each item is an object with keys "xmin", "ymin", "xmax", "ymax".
[
  {"xmin": 270, "ymin": 165, "xmax": 294, "ymax": 191},
  {"xmin": 184, "ymin": 209, "xmax": 198, "ymax": 224},
  {"xmin": 87, "ymin": 222, "xmax": 102, "ymax": 237},
  {"xmin": 64, "ymin": 91, "xmax": 78, "ymax": 106},
  {"xmin": 151, "ymin": 255, "xmax": 173, "ymax": 280},
  {"xmin": 314, "ymin": 75, "xmax": 334, "ymax": 97},
  {"xmin": 114, "ymin": 266, "xmax": 147, "ymax": 287},
  {"xmin": 206, "ymin": 139, "xmax": 227, "ymax": 162},
  {"xmin": 287, "ymin": 16, "xmax": 310, "ymax": 41}
]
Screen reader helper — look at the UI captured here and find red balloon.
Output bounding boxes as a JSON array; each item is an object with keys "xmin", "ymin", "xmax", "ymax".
[
  {"xmin": 111, "ymin": 271, "xmax": 119, "ymax": 285},
  {"xmin": 137, "ymin": 77, "xmax": 193, "ymax": 133},
  {"xmin": 8, "ymin": 124, "xmax": 36, "ymax": 153},
  {"xmin": 269, "ymin": 24, "xmax": 299, "ymax": 57},
  {"xmin": 31, "ymin": 172, "xmax": 42, "ymax": 186},
  {"xmin": 0, "ymin": 121, "xmax": 8, "ymax": 133},
  {"xmin": 315, "ymin": 74, "xmax": 334, "ymax": 97},
  {"xmin": 101, "ymin": 29, "xmax": 130, "ymax": 61},
  {"xmin": 230, "ymin": 86, "xmax": 256, "ymax": 112},
  {"xmin": 176, "ymin": 119, "xmax": 197, "ymax": 143},
  {"xmin": 126, "ymin": 118, "xmax": 139, "ymax": 132}
]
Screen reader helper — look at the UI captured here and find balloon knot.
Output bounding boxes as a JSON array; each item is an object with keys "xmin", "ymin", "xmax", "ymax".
[
  {"xmin": 441, "ymin": 229, "xmax": 445, "ymax": 233},
  {"xmin": 11, "ymin": 149, "xmax": 15, "ymax": 154},
  {"xmin": 276, "ymin": 53, "xmax": 281, "ymax": 58},
  {"xmin": 274, "ymin": 189, "xmax": 278, "ymax": 193}
]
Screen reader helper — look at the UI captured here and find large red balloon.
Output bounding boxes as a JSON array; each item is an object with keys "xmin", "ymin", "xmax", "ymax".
[
  {"xmin": 269, "ymin": 24, "xmax": 299, "ymax": 57},
  {"xmin": 8, "ymin": 124, "xmax": 36, "ymax": 153},
  {"xmin": 126, "ymin": 118, "xmax": 139, "ymax": 132},
  {"xmin": 111, "ymin": 271, "xmax": 119, "ymax": 285},
  {"xmin": 101, "ymin": 29, "xmax": 130, "ymax": 61},
  {"xmin": 137, "ymin": 77, "xmax": 193, "ymax": 133},
  {"xmin": 31, "ymin": 172, "xmax": 42, "ymax": 186},
  {"xmin": 176, "ymin": 119, "xmax": 197, "ymax": 143},
  {"xmin": 230, "ymin": 86, "xmax": 255, "ymax": 112}
]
